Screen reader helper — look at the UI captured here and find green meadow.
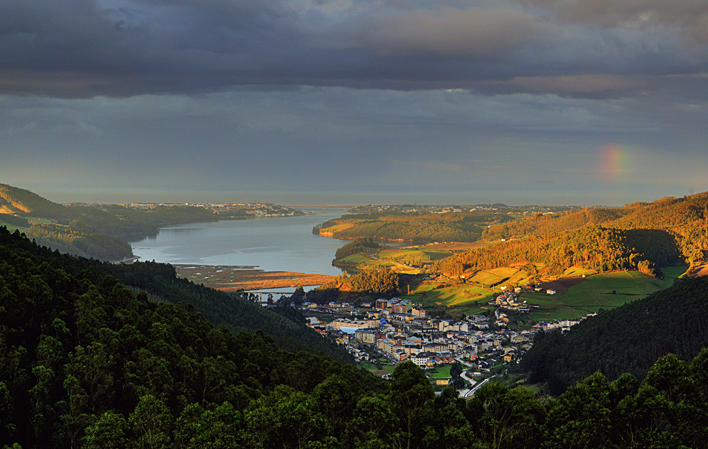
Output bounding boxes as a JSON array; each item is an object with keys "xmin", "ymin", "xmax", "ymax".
[
  {"xmin": 523, "ymin": 266, "xmax": 687, "ymax": 321},
  {"xmin": 426, "ymin": 364, "xmax": 452, "ymax": 378},
  {"xmin": 400, "ymin": 264, "xmax": 688, "ymax": 321}
]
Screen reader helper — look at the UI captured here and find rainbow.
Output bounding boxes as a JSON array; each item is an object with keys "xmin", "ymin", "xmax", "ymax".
[{"xmin": 600, "ymin": 144, "xmax": 632, "ymax": 180}]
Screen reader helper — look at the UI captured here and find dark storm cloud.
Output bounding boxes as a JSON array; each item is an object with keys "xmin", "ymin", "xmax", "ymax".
[{"xmin": 1, "ymin": 0, "xmax": 706, "ymax": 97}]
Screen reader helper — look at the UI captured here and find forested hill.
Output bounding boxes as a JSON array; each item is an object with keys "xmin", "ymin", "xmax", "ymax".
[
  {"xmin": 482, "ymin": 193, "xmax": 708, "ymax": 262},
  {"xmin": 0, "ymin": 183, "xmax": 70, "ymax": 218},
  {"xmin": 313, "ymin": 211, "xmax": 513, "ymax": 242},
  {"xmin": 0, "ymin": 226, "xmax": 377, "ymax": 448},
  {"xmin": 482, "ymin": 193, "xmax": 708, "ymax": 242},
  {"xmin": 5, "ymin": 226, "xmax": 708, "ymax": 448},
  {"xmin": 481, "ymin": 207, "xmax": 629, "ymax": 241},
  {"xmin": 521, "ymin": 275, "xmax": 708, "ymax": 395},
  {"xmin": 436, "ymin": 193, "xmax": 708, "ymax": 278},
  {"xmin": 0, "ymin": 226, "xmax": 346, "ymax": 360},
  {"xmin": 436, "ymin": 226, "xmax": 682, "ymax": 278},
  {"xmin": 0, "ymin": 183, "xmax": 218, "ymax": 236},
  {"xmin": 0, "ymin": 183, "xmax": 221, "ymax": 260}
]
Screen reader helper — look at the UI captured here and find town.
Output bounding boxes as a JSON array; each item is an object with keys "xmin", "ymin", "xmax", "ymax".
[{"xmin": 289, "ymin": 293, "xmax": 589, "ymax": 393}]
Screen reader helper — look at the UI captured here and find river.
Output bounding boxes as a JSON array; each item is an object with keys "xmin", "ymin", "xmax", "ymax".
[{"xmin": 130, "ymin": 208, "xmax": 348, "ymax": 276}]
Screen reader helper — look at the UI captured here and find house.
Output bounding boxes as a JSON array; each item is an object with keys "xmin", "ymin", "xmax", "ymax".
[
  {"xmin": 411, "ymin": 307, "xmax": 427, "ymax": 318},
  {"xmin": 354, "ymin": 329, "xmax": 377, "ymax": 344},
  {"xmin": 412, "ymin": 352, "xmax": 435, "ymax": 367}
]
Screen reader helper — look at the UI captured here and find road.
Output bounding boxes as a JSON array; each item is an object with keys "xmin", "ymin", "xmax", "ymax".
[{"xmin": 464, "ymin": 376, "xmax": 495, "ymax": 397}]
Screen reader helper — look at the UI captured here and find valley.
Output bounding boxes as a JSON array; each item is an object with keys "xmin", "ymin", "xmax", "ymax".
[{"xmin": 3, "ymin": 183, "xmax": 708, "ymax": 448}]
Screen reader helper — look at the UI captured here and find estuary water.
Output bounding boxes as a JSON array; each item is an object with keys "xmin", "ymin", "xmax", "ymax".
[{"xmin": 130, "ymin": 208, "xmax": 348, "ymax": 276}]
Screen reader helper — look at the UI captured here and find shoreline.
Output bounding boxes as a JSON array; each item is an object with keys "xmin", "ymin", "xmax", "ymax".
[{"xmin": 174, "ymin": 264, "xmax": 335, "ymax": 291}]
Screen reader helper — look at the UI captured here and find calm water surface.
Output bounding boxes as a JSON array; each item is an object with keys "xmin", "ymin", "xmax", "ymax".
[{"xmin": 130, "ymin": 208, "xmax": 348, "ymax": 276}]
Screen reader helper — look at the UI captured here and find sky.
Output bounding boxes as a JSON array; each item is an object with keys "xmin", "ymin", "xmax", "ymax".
[{"xmin": 1, "ymin": 0, "xmax": 707, "ymax": 206}]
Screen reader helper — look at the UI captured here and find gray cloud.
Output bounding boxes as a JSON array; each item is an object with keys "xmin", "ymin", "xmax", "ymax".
[{"xmin": 0, "ymin": 0, "xmax": 706, "ymax": 97}]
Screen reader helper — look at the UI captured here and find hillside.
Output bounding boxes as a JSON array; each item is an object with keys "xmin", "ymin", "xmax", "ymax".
[
  {"xmin": 436, "ymin": 193, "xmax": 708, "ymax": 280},
  {"xmin": 0, "ymin": 226, "xmax": 347, "ymax": 359},
  {"xmin": 0, "ymin": 183, "xmax": 220, "ymax": 260},
  {"xmin": 521, "ymin": 275, "xmax": 708, "ymax": 395},
  {"xmin": 481, "ymin": 207, "xmax": 628, "ymax": 240},
  {"xmin": 0, "ymin": 226, "xmax": 375, "ymax": 448},
  {"xmin": 313, "ymin": 211, "xmax": 512, "ymax": 243},
  {"xmin": 435, "ymin": 226, "xmax": 682, "ymax": 279},
  {"xmin": 5, "ymin": 226, "xmax": 708, "ymax": 447},
  {"xmin": 0, "ymin": 183, "xmax": 72, "ymax": 218}
]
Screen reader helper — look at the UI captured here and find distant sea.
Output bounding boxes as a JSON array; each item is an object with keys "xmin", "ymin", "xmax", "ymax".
[{"xmin": 129, "ymin": 208, "xmax": 348, "ymax": 276}]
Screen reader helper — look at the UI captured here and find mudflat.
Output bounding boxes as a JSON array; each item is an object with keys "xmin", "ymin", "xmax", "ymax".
[{"xmin": 174, "ymin": 264, "xmax": 334, "ymax": 291}]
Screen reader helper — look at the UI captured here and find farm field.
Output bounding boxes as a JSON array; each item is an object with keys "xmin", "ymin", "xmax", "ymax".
[
  {"xmin": 408, "ymin": 282, "xmax": 493, "ymax": 304},
  {"xmin": 399, "ymin": 263, "xmax": 688, "ymax": 320},
  {"xmin": 316, "ymin": 222, "xmax": 357, "ymax": 235},
  {"xmin": 523, "ymin": 266, "xmax": 687, "ymax": 321},
  {"xmin": 468, "ymin": 265, "xmax": 535, "ymax": 287}
]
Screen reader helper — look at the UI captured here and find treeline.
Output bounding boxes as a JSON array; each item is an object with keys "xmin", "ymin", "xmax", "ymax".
[
  {"xmin": 4, "ymin": 228, "xmax": 708, "ymax": 448},
  {"xmin": 481, "ymin": 193, "xmax": 708, "ymax": 265},
  {"xmin": 0, "ymin": 228, "xmax": 374, "ymax": 448},
  {"xmin": 482, "ymin": 207, "xmax": 628, "ymax": 241},
  {"xmin": 311, "ymin": 268, "xmax": 401, "ymax": 303},
  {"xmin": 315, "ymin": 212, "xmax": 503, "ymax": 243},
  {"xmin": 521, "ymin": 275, "xmax": 708, "ymax": 395},
  {"xmin": 0, "ymin": 212, "xmax": 29, "ymax": 227},
  {"xmin": 436, "ymin": 226, "xmax": 683, "ymax": 278},
  {"xmin": 67, "ymin": 204, "xmax": 218, "ymax": 240},
  {"xmin": 25, "ymin": 223, "xmax": 134, "ymax": 261},
  {"xmin": 334, "ymin": 238, "xmax": 380, "ymax": 260},
  {"xmin": 0, "ymin": 226, "xmax": 348, "ymax": 361}
]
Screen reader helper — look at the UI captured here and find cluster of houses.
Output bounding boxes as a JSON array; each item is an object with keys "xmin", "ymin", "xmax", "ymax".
[
  {"xmin": 300, "ymin": 296, "xmax": 593, "ymax": 372},
  {"xmin": 306, "ymin": 301, "xmax": 537, "ymax": 367},
  {"xmin": 533, "ymin": 316, "xmax": 594, "ymax": 333},
  {"xmin": 492, "ymin": 291, "xmax": 535, "ymax": 314}
]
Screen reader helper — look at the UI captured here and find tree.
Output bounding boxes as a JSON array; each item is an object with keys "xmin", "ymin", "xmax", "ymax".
[
  {"xmin": 82, "ymin": 410, "xmax": 129, "ymax": 449},
  {"xmin": 129, "ymin": 395, "xmax": 173, "ymax": 449},
  {"xmin": 389, "ymin": 361, "xmax": 434, "ymax": 449},
  {"xmin": 544, "ymin": 372, "xmax": 612, "ymax": 449}
]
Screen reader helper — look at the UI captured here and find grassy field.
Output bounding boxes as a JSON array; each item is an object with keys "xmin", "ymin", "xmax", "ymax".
[
  {"xmin": 563, "ymin": 266, "xmax": 596, "ymax": 277},
  {"xmin": 361, "ymin": 362, "xmax": 396, "ymax": 377},
  {"xmin": 319, "ymin": 222, "xmax": 356, "ymax": 233},
  {"xmin": 336, "ymin": 235, "xmax": 691, "ymax": 322},
  {"xmin": 468, "ymin": 266, "xmax": 535, "ymax": 287},
  {"xmin": 407, "ymin": 282, "xmax": 492, "ymax": 305},
  {"xmin": 426, "ymin": 365, "xmax": 452, "ymax": 378},
  {"xmin": 0, "ymin": 215, "xmax": 56, "ymax": 229},
  {"xmin": 523, "ymin": 266, "xmax": 688, "ymax": 321},
  {"xmin": 399, "ymin": 263, "xmax": 689, "ymax": 321}
]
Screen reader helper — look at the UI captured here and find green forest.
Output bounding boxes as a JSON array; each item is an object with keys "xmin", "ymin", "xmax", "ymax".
[
  {"xmin": 334, "ymin": 238, "xmax": 380, "ymax": 260},
  {"xmin": 4, "ymin": 227, "xmax": 708, "ymax": 448},
  {"xmin": 308, "ymin": 268, "xmax": 401, "ymax": 304},
  {"xmin": 521, "ymin": 275, "xmax": 708, "ymax": 395}
]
